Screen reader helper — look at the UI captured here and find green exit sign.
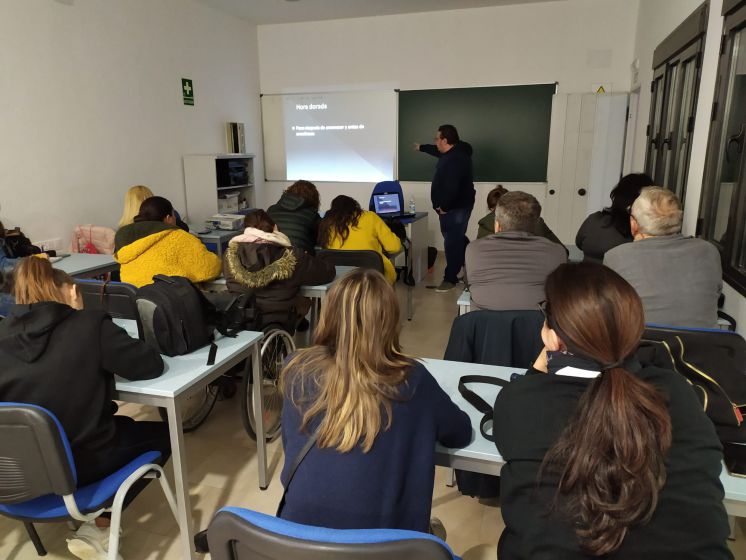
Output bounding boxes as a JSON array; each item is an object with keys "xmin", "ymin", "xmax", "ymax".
[{"xmin": 182, "ymin": 78, "xmax": 194, "ymax": 106}]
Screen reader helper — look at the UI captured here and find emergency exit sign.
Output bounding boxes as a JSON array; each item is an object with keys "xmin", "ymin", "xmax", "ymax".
[{"xmin": 182, "ymin": 78, "xmax": 194, "ymax": 106}]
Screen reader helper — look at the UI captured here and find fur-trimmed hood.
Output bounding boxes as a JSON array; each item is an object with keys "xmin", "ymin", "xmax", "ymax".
[{"xmin": 225, "ymin": 242, "xmax": 298, "ymax": 289}]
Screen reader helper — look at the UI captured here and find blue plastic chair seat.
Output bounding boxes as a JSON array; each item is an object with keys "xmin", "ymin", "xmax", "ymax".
[
  {"xmin": 0, "ymin": 451, "xmax": 160, "ymax": 520},
  {"xmin": 220, "ymin": 507, "xmax": 458, "ymax": 554}
]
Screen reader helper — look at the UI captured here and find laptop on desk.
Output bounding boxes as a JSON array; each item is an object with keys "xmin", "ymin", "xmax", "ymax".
[{"xmin": 372, "ymin": 192, "xmax": 415, "ymax": 219}]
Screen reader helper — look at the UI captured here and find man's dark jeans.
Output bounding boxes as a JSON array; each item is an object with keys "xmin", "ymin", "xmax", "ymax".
[{"xmin": 438, "ymin": 207, "xmax": 472, "ymax": 284}]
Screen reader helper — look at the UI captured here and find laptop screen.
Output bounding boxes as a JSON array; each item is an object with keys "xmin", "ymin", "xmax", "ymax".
[{"xmin": 373, "ymin": 193, "xmax": 401, "ymax": 214}]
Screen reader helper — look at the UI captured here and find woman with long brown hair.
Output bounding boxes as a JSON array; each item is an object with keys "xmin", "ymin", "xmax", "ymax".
[
  {"xmin": 318, "ymin": 195, "xmax": 402, "ymax": 284},
  {"xmin": 278, "ymin": 268, "xmax": 470, "ymax": 531},
  {"xmin": 494, "ymin": 262, "xmax": 731, "ymax": 559}
]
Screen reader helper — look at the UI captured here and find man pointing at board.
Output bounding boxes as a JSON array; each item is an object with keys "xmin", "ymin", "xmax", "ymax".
[{"xmin": 415, "ymin": 124, "xmax": 475, "ymax": 292}]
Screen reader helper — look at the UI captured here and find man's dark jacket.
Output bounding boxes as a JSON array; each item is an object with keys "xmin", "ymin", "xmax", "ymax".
[{"xmin": 419, "ymin": 142, "xmax": 476, "ymax": 212}]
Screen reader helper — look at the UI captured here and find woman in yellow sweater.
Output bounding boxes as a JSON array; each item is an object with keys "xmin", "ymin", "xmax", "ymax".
[
  {"xmin": 114, "ymin": 196, "xmax": 221, "ymax": 287},
  {"xmin": 318, "ymin": 195, "xmax": 402, "ymax": 284}
]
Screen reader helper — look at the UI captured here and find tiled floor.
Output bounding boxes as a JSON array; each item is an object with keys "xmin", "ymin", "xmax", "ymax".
[{"xmin": 1, "ymin": 260, "xmax": 744, "ymax": 559}]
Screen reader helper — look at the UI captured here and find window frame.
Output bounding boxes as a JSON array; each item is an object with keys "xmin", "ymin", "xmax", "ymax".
[
  {"xmin": 644, "ymin": 2, "xmax": 708, "ymax": 205},
  {"xmin": 698, "ymin": 0, "xmax": 746, "ymax": 296}
]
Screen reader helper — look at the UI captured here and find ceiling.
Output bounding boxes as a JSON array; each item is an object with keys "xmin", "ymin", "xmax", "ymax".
[{"xmin": 198, "ymin": 0, "xmax": 561, "ymax": 25}]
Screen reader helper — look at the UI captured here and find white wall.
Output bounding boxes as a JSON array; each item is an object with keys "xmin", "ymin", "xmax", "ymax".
[
  {"xmin": 256, "ymin": 0, "xmax": 639, "ymax": 248},
  {"xmin": 0, "ymin": 0, "xmax": 263, "ymax": 248}
]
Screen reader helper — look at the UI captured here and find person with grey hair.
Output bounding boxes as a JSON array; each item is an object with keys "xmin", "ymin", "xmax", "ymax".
[
  {"xmin": 465, "ymin": 191, "xmax": 567, "ymax": 311},
  {"xmin": 604, "ymin": 187, "xmax": 722, "ymax": 328}
]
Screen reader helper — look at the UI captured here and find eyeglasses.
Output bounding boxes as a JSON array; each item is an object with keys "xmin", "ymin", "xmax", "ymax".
[{"xmin": 538, "ymin": 299, "xmax": 548, "ymax": 320}]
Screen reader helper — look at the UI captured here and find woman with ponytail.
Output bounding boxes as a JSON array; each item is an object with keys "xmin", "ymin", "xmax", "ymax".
[{"xmin": 494, "ymin": 262, "xmax": 731, "ymax": 559}]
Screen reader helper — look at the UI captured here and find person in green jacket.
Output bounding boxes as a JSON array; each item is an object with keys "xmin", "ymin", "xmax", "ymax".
[{"xmin": 477, "ymin": 185, "xmax": 565, "ymax": 252}]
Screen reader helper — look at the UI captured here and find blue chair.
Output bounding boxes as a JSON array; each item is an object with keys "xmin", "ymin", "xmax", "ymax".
[
  {"xmin": 206, "ymin": 507, "xmax": 459, "ymax": 560},
  {"xmin": 0, "ymin": 403, "xmax": 178, "ymax": 558},
  {"xmin": 369, "ymin": 180, "xmax": 404, "ymax": 213}
]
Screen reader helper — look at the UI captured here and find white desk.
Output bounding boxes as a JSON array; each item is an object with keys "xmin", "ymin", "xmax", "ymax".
[
  {"xmin": 423, "ymin": 358, "xmax": 746, "ymax": 524},
  {"xmin": 113, "ymin": 319, "xmax": 264, "ymax": 560},
  {"xmin": 53, "ymin": 253, "xmax": 119, "ymax": 278},
  {"xmin": 457, "ymin": 289, "xmax": 471, "ymax": 316},
  {"xmin": 396, "ymin": 212, "xmax": 428, "ymax": 283}
]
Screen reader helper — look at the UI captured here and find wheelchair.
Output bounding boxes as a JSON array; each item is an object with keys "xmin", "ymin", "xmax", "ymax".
[{"xmin": 173, "ymin": 320, "xmax": 296, "ymax": 441}]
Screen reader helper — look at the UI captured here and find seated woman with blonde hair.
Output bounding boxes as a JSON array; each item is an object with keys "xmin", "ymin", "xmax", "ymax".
[
  {"xmin": 115, "ymin": 196, "xmax": 221, "ymax": 287},
  {"xmin": 278, "ymin": 268, "xmax": 471, "ymax": 531},
  {"xmin": 318, "ymin": 195, "xmax": 402, "ymax": 284},
  {"xmin": 119, "ymin": 185, "xmax": 188, "ymax": 231},
  {"xmin": 0, "ymin": 257, "xmax": 168, "ymax": 559},
  {"xmin": 494, "ymin": 262, "xmax": 731, "ymax": 559}
]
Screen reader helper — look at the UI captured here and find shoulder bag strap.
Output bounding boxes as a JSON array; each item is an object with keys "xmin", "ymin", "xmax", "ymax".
[
  {"xmin": 276, "ymin": 426, "xmax": 320, "ymax": 516},
  {"xmin": 458, "ymin": 375, "xmax": 508, "ymax": 442}
]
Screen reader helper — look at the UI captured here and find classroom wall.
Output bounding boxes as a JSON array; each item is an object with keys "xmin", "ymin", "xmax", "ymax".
[
  {"xmin": 256, "ymin": 0, "xmax": 640, "ymax": 249},
  {"xmin": 0, "ymin": 0, "xmax": 263, "ymax": 248}
]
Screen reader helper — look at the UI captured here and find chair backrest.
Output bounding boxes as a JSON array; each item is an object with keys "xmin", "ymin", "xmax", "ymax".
[
  {"xmin": 207, "ymin": 508, "xmax": 456, "ymax": 560},
  {"xmin": 71, "ymin": 225, "xmax": 116, "ymax": 255},
  {"xmin": 369, "ymin": 181, "xmax": 404, "ymax": 213},
  {"xmin": 0, "ymin": 403, "xmax": 76, "ymax": 504},
  {"xmin": 75, "ymin": 279, "xmax": 142, "ymax": 338},
  {"xmin": 317, "ymin": 249, "xmax": 384, "ymax": 275},
  {"xmin": 444, "ymin": 309, "xmax": 544, "ymax": 368}
]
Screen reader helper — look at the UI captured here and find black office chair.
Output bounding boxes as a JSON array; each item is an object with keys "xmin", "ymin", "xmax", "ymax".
[
  {"xmin": 444, "ymin": 309, "xmax": 544, "ymax": 498},
  {"xmin": 316, "ymin": 249, "xmax": 385, "ymax": 274},
  {"xmin": 206, "ymin": 507, "xmax": 456, "ymax": 560},
  {"xmin": 74, "ymin": 279, "xmax": 142, "ymax": 337}
]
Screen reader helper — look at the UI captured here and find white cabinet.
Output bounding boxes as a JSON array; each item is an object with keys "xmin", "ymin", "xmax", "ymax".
[
  {"xmin": 543, "ymin": 93, "xmax": 629, "ymax": 243},
  {"xmin": 183, "ymin": 154, "xmax": 254, "ymax": 226}
]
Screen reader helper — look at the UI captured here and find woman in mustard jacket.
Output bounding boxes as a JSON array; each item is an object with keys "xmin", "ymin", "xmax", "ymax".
[
  {"xmin": 318, "ymin": 195, "xmax": 402, "ymax": 284},
  {"xmin": 114, "ymin": 196, "xmax": 221, "ymax": 287}
]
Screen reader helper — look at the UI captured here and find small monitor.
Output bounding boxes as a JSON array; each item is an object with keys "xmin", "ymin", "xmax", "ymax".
[{"xmin": 373, "ymin": 193, "xmax": 401, "ymax": 214}]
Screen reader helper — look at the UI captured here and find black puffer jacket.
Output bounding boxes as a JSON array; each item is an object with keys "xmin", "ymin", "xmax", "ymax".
[
  {"xmin": 267, "ymin": 193, "xmax": 321, "ymax": 254},
  {"xmin": 223, "ymin": 242, "xmax": 335, "ymax": 328}
]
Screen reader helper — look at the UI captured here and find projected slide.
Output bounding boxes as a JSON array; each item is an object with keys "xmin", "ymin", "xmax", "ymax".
[{"xmin": 262, "ymin": 91, "xmax": 396, "ymax": 182}]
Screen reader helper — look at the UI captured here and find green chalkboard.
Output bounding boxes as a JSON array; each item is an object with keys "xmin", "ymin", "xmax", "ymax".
[{"xmin": 398, "ymin": 84, "xmax": 555, "ymax": 182}]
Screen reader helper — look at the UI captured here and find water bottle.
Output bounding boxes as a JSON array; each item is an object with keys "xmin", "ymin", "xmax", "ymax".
[{"xmin": 409, "ymin": 196, "xmax": 416, "ymax": 214}]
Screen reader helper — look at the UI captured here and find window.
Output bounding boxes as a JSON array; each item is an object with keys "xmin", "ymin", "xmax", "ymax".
[
  {"xmin": 645, "ymin": 3, "xmax": 708, "ymax": 204},
  {"xmin": 699, "ymin": 0, "xmax": 746, "ymax": 295}
]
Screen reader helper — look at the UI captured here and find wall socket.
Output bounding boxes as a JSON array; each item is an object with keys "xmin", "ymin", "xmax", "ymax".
[{"xmin": 33, "ymin": 238, "xmax": 63, "ymax": 252}]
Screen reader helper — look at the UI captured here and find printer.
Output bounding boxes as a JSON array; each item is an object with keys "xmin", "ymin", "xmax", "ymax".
[{"xmin": 205, "ymin": 213, "xmax": 244, "ymax": 231}]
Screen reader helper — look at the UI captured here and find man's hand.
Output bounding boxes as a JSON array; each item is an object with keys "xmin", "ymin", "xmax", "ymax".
[
  {"xmin": 413, "ymin": 143, "xmax": 420, "ymax": 151},
  {"xmin": 435, "ymin": 207, "xmax": 447, "ymax": 215}
]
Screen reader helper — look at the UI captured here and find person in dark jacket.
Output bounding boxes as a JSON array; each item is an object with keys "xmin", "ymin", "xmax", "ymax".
[
  {"xmin": 279, "ymin": 268, "xmax": 471, "ymax": 532},
  {"xmin": 224, "ymin": 209, "xmax": 335, "ymax": 330},
  {"xmin": 476, "ymin": 185, "xmax": 566, "ymax": 253},
  {"xmin": 494, "ymin": 262, "xmax": 731, "ymax": 560},
  {"xmin": 416, "ymin": 124, "xmax": 475, "ymax": 292},
  {"xmin": 575, "ymin": 172, "xmax": 654, "ymax": 262},
  {"xmin": 0, "ymin": 257, "xmax": 169, "ymax": 559},
  {"xmin": 267, "ymin": 180, "xmax": 321, "ymax": 254}
]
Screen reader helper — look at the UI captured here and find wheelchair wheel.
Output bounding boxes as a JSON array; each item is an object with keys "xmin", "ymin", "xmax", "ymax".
[
  {"xmin": 241, "ymin": 328, "xmax": 295, "ymax": 442},
  {"xmin": 158, "ymin": 382, "xmax": 220, "ymax": 432}
]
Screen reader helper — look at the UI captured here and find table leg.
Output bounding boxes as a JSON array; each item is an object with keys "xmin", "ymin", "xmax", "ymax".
[
  {"xmin": 165, "ymin": 398, "xmax": 197, "ymax": 560},
  {"xmin": 252, "ymin": 344, "xmax": 268, "ymax": 489}
]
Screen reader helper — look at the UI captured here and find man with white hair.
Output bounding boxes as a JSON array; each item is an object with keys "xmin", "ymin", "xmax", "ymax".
[{"xmin": 604, "ymin": 186, "xmax": 722, "ymax": 328}]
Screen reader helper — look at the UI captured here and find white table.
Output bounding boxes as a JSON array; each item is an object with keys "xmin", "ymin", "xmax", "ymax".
[
  {"xmin": 457, "ymin": 288, "xmax": 471, "ymax": 316},
  {"xmin": 395, "ymin": 212, "xmax": 428, "ymax": 283},
  {"xmin": 423, "ymin": 358, "xmax": 746, "ymax": 526},
  {"xmin": 53, "ymin": 253, "xmax": 119, "ymax": 278},
  {"xmin": 112, "ymin": 319, "xmax": 264, "ymax": 560}
]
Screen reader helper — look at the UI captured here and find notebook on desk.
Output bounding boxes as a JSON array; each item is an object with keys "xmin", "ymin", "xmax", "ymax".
[{"xmin": 372, "ymin": 193, "xmax": 415, "ymax": 219}]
